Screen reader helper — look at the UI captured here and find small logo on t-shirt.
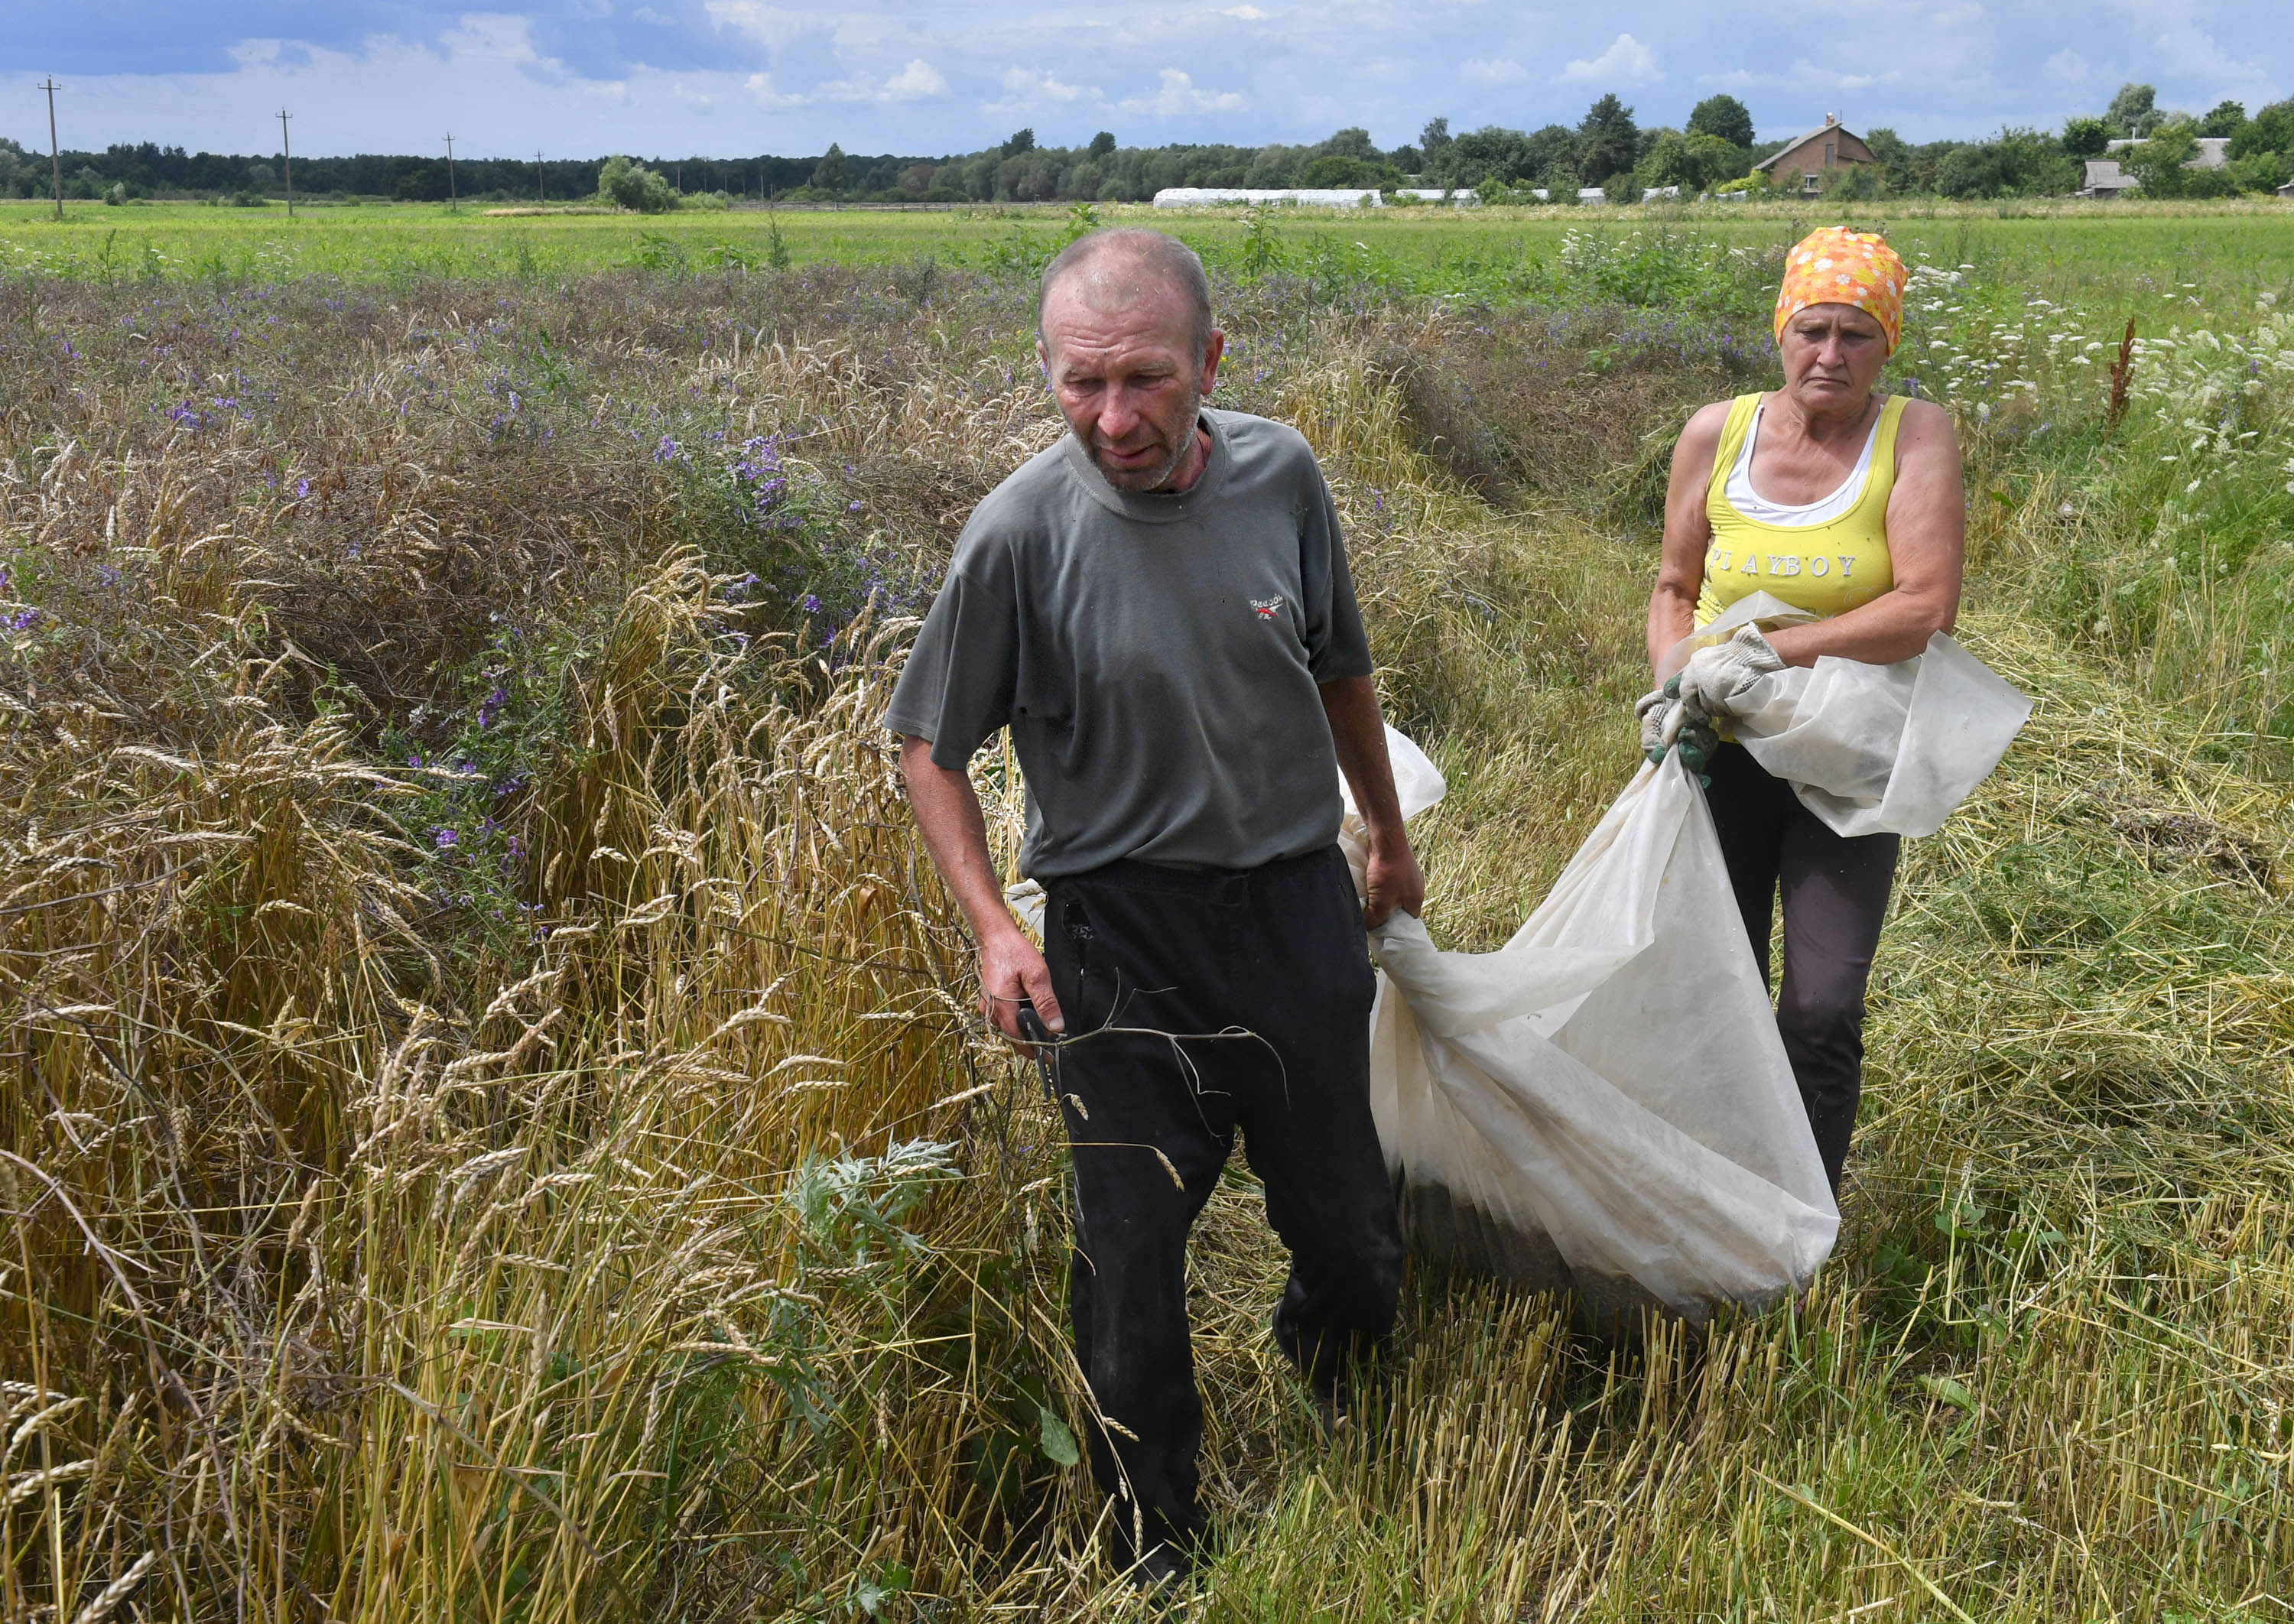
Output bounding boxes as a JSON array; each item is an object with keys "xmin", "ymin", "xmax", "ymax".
[{"xmin": 1250, "ymin": 596, "xmax": 1285, "ymax": 621}]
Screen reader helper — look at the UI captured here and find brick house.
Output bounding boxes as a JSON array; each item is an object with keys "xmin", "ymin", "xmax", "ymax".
[{"xmin": 1754, "ymin": 115, "xmax": 1878, "ymax": 194}]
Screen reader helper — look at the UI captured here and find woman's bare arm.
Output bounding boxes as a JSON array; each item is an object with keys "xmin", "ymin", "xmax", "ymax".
[
  {"xmin": 1648, "ymin": 401, "xmax": 1731, "ymax": 675},
  {"xmin": 1763, "ymin": 398, "xmax": 1965, "ymax": 668}
]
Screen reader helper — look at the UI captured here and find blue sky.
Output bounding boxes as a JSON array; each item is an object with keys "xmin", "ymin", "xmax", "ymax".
[{"xmin": 8, "ymin": 2, "xmax": 2287, "ymax": 158}]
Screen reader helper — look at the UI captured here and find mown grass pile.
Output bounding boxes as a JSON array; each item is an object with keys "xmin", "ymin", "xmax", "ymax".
[{"xmin": 2, "ymin": 231, "xmax": 2289, "ymax": 1621}]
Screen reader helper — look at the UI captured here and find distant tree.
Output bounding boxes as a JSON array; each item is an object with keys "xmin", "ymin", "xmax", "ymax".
[
  {"xmin": 2123, "ymin": 122, "xmax": 2197, "ymax": 197},
  {"xmin": 811, "ymin": 142, "xmax": 848, "ymax": 195},
  {"xmin": 245, "ymin": 162, "xmax": 276, "ymax": 190},
  {"xmin": 599, "ymin": 154, "xmax": 681, "ymax": 212},
  {"xmin": 1522, "ymin": 123, "xmax": 1581, "ymax": 183},
  {"xmin": 1300, "ymin": 152, "xmax": 1402, "ymax": 187},
  {"xmin": 1687, "ymin": 93, "xmax": 1754, "ymax": 150},
  {"xmin": 2197, "ymin": 99, "xmax": 2247, "ymax": 137},
  {"xmin": 1888, "ymin": 137, "xmax": 1970, "ymax": 195},
  {"xmin": 2225, "ymin": 150, "xmax": 2292, "ymax": 193},
  {"xmin": 1000, "ymin": 128, "xmax": 1035, "ymax": 158},
  {"xmin": 1318, "ymin": 126, "xmax": 1379, "ymax": 160},
  {"xmin": 1420, "ymin": 117, "xmax": 1452, "ymax": 155},
  {"xmin": 1448, "ymin": 125, "xmax": 1533, "ymax": 186},
  {"xmin": 1576, "ymin": 93, "xmax": 1640, "ymax": 183},
  {"xmin": 2060, "ymin": 116, "xmax": 2110, "ymax": 158},
  {"xmin": 1632, "ymin": 128, "xmax": 1692, "ymax": 190},
  {"xmin": 2105, "ymin": 83, "xmax": 2162, "ymax": 138},
  {"xmin": 1863, "ymin": 125, "xmax": 1909, "ymax": 189},
  {"xmin": 1931, "ymin": 128, "xmax": 2076, "ymax": 200},
  {"xmin": 2228, "ymin": 99, "xmax": 2294, "ymax": 159},
  {"xmin": 1683, "ymin": 132, "xmax": 1749, "ymax": 186},
  {"xmin": 1089, "ymin": 130, "xmax": 1116, "ymax": 158}
]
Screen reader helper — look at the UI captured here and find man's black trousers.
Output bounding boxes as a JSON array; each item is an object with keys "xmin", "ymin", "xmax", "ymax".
[
  {"xmin": 1038, "ymin": 844, "xmax": 1404, "ymax": 1567},
  {"xmin": 1704, "ymin": 742, "xmax": 1900, "ymax": 1194}
]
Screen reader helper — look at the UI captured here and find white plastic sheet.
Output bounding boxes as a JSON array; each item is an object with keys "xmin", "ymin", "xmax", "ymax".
[
  {"xmin": 1366, "ymin": 754, "xmax": 1836, "ymax": 1324},
  {"xmin": 1337, "ymin": 726, "xmax": 1448, "ymax": 897},
  {"xmin": 1675, "ymin": 593, "xmax": 2033, "ymax": 839},
  {"xmin": 1362, "ymin": 621, "xmax": 2029, "ymax": 1321}
]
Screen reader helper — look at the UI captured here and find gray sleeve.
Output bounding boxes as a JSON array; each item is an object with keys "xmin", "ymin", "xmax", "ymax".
[
  {"xmin": 1299, "ymin": 456, "xmax": 1374, "ymax": 683},
  {"xmin": 882, "ymin": 566, "xmax": 1020, "ymax": 770}
]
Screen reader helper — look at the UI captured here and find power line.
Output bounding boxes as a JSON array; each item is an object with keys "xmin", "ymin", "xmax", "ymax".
[
  {"xmin": 41, "ymin": 78, "xmax": 62, "ymax": 220},
  {"xmin": 278, "ymin": 109, "xmax": 294, "ymax": 218}
]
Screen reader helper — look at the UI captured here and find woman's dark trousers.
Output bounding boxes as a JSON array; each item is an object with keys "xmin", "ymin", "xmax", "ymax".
[
  {"xmin": 1704, "ymin": 742, "xmax": 1900, "ymax": 1194},
  {"xmin": 1038, "ymin": 845, "xmax": 1404, "ymax": 1570}
]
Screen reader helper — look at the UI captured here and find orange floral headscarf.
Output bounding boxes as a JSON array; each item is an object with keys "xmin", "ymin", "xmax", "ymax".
[{"xmin": 1773, "ymin": 228, "xmax": 1906, "ymax": 353}]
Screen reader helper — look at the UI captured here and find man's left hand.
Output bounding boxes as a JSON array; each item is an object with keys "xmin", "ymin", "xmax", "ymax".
[{"xmin": 1363, "ymin": 834, "xmax": 1425, "ymax": 929}]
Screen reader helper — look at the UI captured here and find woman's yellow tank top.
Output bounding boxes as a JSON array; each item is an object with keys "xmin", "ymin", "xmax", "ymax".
[{"xmin": 1695, "ymin": 392, "xmax": 1906, "ymax": 628}]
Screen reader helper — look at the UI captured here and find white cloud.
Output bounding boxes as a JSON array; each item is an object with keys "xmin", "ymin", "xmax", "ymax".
[
  {"xmin": 1224, "ymin": 5, "xmax": 1271, "ymax": 16},
  {"xmin": 1000, "ymin": 65, "xmax": 1085, "ymax": 100},
  {"xmin": 1559, "ymin": 32, "xmax": 1659, "ymax": 85},
  {"xmin": 2098, "ymin": 0, "xmax": 2270, "ymax": 83},
  {"xmin": 1123, "ymin": 67, "xmax": 1246, "ymax": 115},
  {"xmin": 2043, "ymin": 48, "xmax": 2089, "ymax": 83},
  {"xmin": 743, "ymin": 70, "xmax": 804, "ymax": 108},
  {"xmin": 1787, "ymin": 57, "xmax": 1886, "ymax": 92},
  {"xmin": 703, "ymin": 2, "xmax": 821, "ymax": 50},
  {"xmin": 1461, "ymin": 57, "xmax": 1528, "ymax": 85},
  {"xmin": 745, "ymin": 55, "xmax": 944, "ymax": 106},
  {"xmin": 882, "ymin": 57, "xmax": 947, "ymax": 99}
]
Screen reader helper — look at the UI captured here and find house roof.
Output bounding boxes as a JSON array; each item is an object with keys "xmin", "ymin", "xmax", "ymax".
[
  {"xmin": 1754, "ymin": 119, "xmax": 1871, "ymax": 171},
  {"xmin": 2103, "ymin": 135, "xmax": 2231, "ymax": 169}
]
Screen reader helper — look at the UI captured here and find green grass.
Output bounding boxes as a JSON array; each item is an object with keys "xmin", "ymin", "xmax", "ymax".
[{"xmin": 5, "ymin": 196, "xmax": 2289, "ymax": 313}]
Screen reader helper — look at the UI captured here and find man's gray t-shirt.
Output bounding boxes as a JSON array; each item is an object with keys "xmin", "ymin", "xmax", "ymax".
[{"xmin": 884, "ymin": 408, "xmax": 1372, "ymax": 879}]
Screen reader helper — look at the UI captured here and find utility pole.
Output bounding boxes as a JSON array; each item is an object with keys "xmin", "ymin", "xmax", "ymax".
[
  {"xmin": 535, "ymin": 150, "xmax": 544, "ymax": 204},
  {"xmin": 41, "ymin": 78, "xmax": 62, "ymax": 220},
  {"xmin": 444, "ymin": 133, "xmax": 457, "ymax": 212},
  {"xmin": 278, "ymin": 109, "xmax": 294, "ymax": 217}
]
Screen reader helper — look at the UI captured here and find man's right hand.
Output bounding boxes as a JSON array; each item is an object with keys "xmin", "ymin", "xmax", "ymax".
[
  {"xmin": 898, "ymin": 736, "xmax": 1071, "ymax": 1057},
  {"xmin": 980, "ymin": 922, "xmax": 1064, "ymax": 1053}
]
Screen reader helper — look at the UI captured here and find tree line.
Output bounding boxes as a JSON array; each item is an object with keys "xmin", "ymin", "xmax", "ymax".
[{"xmin": 5, "ymin": 82, "xmax": 2288, "ymax": 208}]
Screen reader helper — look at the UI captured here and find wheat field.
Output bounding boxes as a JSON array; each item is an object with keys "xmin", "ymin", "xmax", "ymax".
[{"xmin": 2, "ymin": 227, "xmax": 2289, "ymax": 1621}]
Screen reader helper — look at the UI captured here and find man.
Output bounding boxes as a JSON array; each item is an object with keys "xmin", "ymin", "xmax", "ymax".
[{"xmin": 884, "ymin": 229, "xmax": 1422, "ymax": 1587}]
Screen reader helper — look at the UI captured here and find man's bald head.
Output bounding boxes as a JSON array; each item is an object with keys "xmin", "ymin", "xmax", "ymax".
[{"xmin": 1038, "ymin": 229, "xmax": 1215, "ymax": 364}]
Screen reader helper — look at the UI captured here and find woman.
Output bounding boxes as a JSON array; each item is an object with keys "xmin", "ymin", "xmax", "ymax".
[{"xmin": 1641, "ymin": 227, "xmax": 1964, "ymax": 1195}]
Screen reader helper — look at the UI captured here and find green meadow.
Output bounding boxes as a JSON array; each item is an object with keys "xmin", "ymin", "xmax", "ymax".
[{"xmin": 3, "ymin": 195, "xmax": 2289, "ymax": 310}]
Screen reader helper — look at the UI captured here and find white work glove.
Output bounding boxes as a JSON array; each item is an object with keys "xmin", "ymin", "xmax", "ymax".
[
  {"xmin": 1636, "ymin": 687, "xmax": 1672, "ymax": 758},
  {"xmin": 1675, "ymin": 625, "xmax": 1785, "ymax": 722},
  {"xmin": 1636, "ymin": 684, "xmax": 1718, "ymax": 773}
]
